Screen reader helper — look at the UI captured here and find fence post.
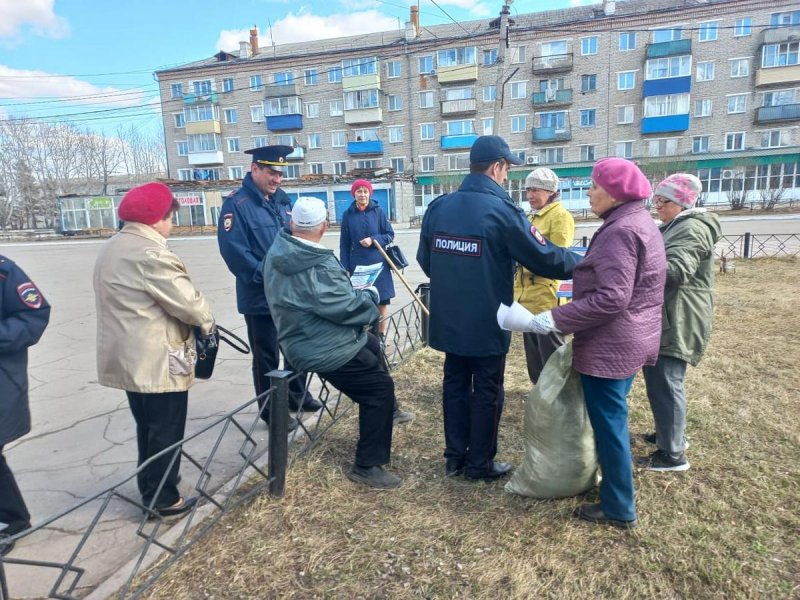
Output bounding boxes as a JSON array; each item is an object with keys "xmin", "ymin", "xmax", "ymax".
[
  {"xmin": 743, "ymin": 232, "xmax": 752, "ymax": 259},
  {"xmin": 581, "ymin": 235, "xmax": 588, "ymax": 247},
  {"xmin": 267, "ymin": 370, "xmax": 291, "ymax": 497},
  {"xmin": 416, "ymin": 283, "xmax": 431, "ymax": 345}
]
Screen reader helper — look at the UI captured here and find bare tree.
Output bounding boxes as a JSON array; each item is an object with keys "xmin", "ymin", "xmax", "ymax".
[{"xmin": 758, "ymin": 185, "xmax": 785, "ymax": 211}]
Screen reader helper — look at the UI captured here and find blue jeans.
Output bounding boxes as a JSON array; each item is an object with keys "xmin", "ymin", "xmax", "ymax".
[{"xmin": 581, "ymin": 373, "xmax": 636, "ymax": 522}]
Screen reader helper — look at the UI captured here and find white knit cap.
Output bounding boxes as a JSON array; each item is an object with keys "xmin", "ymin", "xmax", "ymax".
[
  {"xmin": 291, "ymin": 197, "xmax": 327, "ymax": 227},
  {"xmin": 525, "ymin": 168, "xmax": 559, "ymax": 193}
]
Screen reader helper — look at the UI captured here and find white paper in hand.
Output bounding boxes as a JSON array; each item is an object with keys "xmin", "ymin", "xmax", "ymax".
[
  {"xmin": 497, "ymin": 303, "xmax": 510, "ymax": 330},
  {"xmin": 499, "ymin": 301, "xmax": 537, "ymax": 332}
]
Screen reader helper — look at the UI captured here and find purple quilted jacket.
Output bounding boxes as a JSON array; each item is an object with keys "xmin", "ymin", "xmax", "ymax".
[{"xmin": 552, "ymin": 202, "xmax": 666, "ymax": 378}]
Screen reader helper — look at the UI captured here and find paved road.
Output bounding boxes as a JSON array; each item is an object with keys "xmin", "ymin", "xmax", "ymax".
[{"xmin": 1, "ymin": 213, "xmax": 797, "ymax": 597}]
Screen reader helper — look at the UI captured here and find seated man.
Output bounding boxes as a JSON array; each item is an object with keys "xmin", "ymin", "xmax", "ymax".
[{"xmin": 263, "ymin": 197, "xmax": 401, "ymax": 489}]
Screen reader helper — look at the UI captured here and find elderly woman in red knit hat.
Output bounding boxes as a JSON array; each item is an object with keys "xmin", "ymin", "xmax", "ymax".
[
  {"xmin": 528, "ymin": 158, "xmax": 667, "ymax": 529},
  {"xmin": 93, "ymin": 183, "xmax": 216, "ymax": 519}
]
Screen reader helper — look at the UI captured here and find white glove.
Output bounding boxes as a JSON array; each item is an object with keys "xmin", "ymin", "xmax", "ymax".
[
  {"xmin": 363, "ymin": 286, "xmax": 380, "ymax": 304},
  {"xmin": 529, "ymin": 311, "xmax": 559, "ymax": 334}
]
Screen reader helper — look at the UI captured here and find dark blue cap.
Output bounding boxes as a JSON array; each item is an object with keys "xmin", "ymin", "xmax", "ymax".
[
  {"xmin": 469, "ymin": 135, "xmax": 524, "ymax": 166},
  {"xmin": 244, "ymin": 145, "xmax": 294, "ymax": 171}
]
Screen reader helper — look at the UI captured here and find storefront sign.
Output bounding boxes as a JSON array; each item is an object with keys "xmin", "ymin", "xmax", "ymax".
[
  {"xmin": 177, "ymin": 195, "xmax": 202, "ymax": 206},
  {"xmin": 87, "ymin": 197, "xmax": 113, "ymax": 209}
]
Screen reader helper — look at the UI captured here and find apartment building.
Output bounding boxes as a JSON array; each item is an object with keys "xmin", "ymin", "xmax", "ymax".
[{"xmin": 155, "ymin": 0, "xmax": 800, "ymax": 225}]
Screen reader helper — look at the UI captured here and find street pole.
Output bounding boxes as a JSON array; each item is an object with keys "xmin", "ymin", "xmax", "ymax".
[{"xmin": 492, "ymin": 0, "xmax": 512, "ymax": 128}]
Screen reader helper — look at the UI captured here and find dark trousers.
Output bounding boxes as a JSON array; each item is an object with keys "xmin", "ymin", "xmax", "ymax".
[
  {"xmin": 0, "ymin": 446, "xmax": 31, "ymax": 534},
  {"xmin": 244, "ymin": 313, "xmax": 311, "ymax": 419},
  {"xmin": 442, "ymin": 353, "xmax": 506, "ymax": 477},
  {"xmin": 126, "ymin": 391, "xmax": 187, "ymax": 509},
  {"xmin": 318, "ymin": 333, "xmax": 393, "ymax": 467}
]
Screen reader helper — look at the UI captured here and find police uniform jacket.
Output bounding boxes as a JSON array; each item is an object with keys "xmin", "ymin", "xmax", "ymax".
[
  {"xmin": 0, "ymin": 256, "xmax": 50, "ymax": 447},
  {"xmin": 339, "ymin": 199, "xmax": 396, "ymax": 302},
  {"xmin": 416, "ymin": 173, "xmax": 580, "ymax": 357},
  {"xmin": 94, "ymin": 222, "xmax": 215, "ymax": 394},
  {"xmin": 217, "ymin": 172, "xmax": 292, "ymax": 314}
]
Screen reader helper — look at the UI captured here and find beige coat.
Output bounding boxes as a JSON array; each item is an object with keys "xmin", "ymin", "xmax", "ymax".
[{"xmin": 93, "ymin": 222, "xmax": 215, "ymax": 393}]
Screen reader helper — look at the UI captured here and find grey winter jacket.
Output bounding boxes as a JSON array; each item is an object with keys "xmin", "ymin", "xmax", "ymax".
[
  {"xmin": 263, "ymin": 230, "xmax": 379, "ymax": 373},
  {"xmin": 658, "ymin": 208, "xmax": 722, "ymax": 365}
]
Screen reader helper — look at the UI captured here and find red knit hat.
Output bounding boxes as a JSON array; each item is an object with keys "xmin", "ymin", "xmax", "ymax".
[
  {"xmin": 350, "ymin": 179, "xmax": 373, "ymax": 198},
  {"xmin": 118, "ymin": 183, "xmax": 174, "ymax": 225},
  {"xmin": 591, "ymin": 158, "xmax": 652, "ymax": 202}
]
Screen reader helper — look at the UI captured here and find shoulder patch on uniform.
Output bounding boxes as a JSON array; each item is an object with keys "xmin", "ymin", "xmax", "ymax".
[
  {"xmin": 222, "ymin": 212, "xmax": 234, "ymax": 232},
  {"xmin": 432, "ymin": 233, "xmax": 482, "ymax": 257},
  {"xmin": 17, "ymin": 282, "xmax": 43, "ymax": 309},
  {"xmin": 530, "ymin": 225, "xmax": 546, "ymax": 246}
]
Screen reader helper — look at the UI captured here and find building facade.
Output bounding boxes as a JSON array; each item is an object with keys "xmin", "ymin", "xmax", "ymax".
[{"xmin": 155, "ymin": 0, "xmax": 800, "ymax": 223}]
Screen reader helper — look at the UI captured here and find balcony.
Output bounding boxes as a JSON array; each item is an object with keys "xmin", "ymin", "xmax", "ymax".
[
  {"xmin": 532, "ymin": 53, "xmax": 573, "ymax": 74},
  {"xmin": 756, "ymin": 63, "xmax": 800, "ymax": 87},
  {"xmin": 762, "ymin": 26, "xmax": 800, "ymax": 45},
  {"xmin": 641, "ymin": 114, "xmax": 690, "ymax": 134},
  {"xmin": 347, "ymin": 139, "xmax": 384, "ymax": 156},
  {"xmin": 266, "ymin": 114, "xmax": 303, "ymax": 131},
  {"xmin": 532, "ymin": 127, "xmax": 571, "ymax": 142},
  {"xmin": 285, "ymin": 146, "xmax": 305, "ymax": 160},
  {"xmin": 187, "ymin": 150, "xmax": 224, "ymax": 166},
  {"xmin": 437, "ymin": 64, "xmax": 478, "ymax": 83},
  {"xmin": 646, "ymin": 39, "xmax": 691, "ymax": 59},
  {"xmin": 642, "ymin": 76, "xmax": 691, "ymax": 97},
  {"xmin": 342, "ymin": 73, "xmax": 381, "ymax": 92},
  {"xmin": 185, "ymin": 120, "xmax": 220, "ymax": 135},
  {"xmin": 183, "ymin": 92, "xmax": 218, "ymax": 105},
  {"xmin": 265, "ymin": 82, "xmax": 298, "ymax": 98},
  {"xmin": 532, "ymin": 89, "xmax": 573, "ymax": 107},
  {"xmin": 441, "ymin": 98, "xmax": 477, "ymax": 116},
  {"xmin": 441, "ymin": 133, "xmax": 478, "ymax": 150},
  {"xmin": 344, "ymin": 107, "xmax": 383, "ymax": 125},
  {"xmin": 755, "ymin": 103, "xmax": 800, "ymax": 124}
]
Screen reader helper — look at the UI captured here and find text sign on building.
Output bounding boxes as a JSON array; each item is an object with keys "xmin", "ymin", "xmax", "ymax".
[
  {"xmin": 87, "ymin": 197, "xmax": 113, "ymax": 209},
  {"xmin": 177, "ymin": 195, "xmax": 202, "ymax": 206}
]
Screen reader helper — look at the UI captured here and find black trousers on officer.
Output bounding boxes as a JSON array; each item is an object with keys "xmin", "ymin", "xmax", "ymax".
[
  {"xmin": 442, "ymin": 353, "xmax": 506, "ymax": 477},
  {"xmin": 126, "ymin": 391, "xmax": 187, "ymax": 509},
  {"xmin": 318, "ymin": 333, "xmax": 393, "ymax": 468},
  {"xmin": 0, "ymin": 446, "xmax": 31, "ymax": 534},
  {"xmin": 244, "ymin": 313, "xmax": 312, "ymax": 420}
]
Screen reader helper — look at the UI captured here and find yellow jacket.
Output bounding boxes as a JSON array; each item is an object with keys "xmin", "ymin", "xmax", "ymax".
[{"xmin": 513, "ymin": 201, "xmax": 575, "ymax": 313}]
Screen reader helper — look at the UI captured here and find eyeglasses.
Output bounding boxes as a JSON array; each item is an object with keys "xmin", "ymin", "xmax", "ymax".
[{"xmin": 653, "ymin": 197, "xmax": 671, "ymax": 208}]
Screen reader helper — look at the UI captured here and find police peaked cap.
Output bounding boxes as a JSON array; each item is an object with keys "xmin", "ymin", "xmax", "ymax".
[{"xmin": 245, "ymin": 145, "xmax": 294, "ymax": 170}]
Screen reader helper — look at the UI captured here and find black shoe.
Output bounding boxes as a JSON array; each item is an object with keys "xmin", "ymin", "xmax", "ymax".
[
  {"xmin": 642, "ymin": 432, "xmax": 657, "ymax": 445},
  {"xmin": 147, "ymin": 496, "xmax": 198, "ymax": 520},
  {"xmin": 0, "ymin": 535, "xmax": 14, "ymax": 556},
  {"xmin": 445, "ymin": 459, "xmax": 464, "ymax": 477},
  {"xmin": 639, "ymin": 449, "xmax": 690, "ymax": 472},
  {"xmin": 346, "ymin": 464, "xmax": 402, "ymax": 489},
  {"xmin": 464, "ymin": 461, "xmax": 513, "ymax": 481},
  {"xmin": 393, "ymin": 407, "xmax": 415, "ymax": 425},
  {"xmin": 289, "ymin": 396, "xmax": 323, "ymax": 412},
  {"xmin": 574, "ymin": 502, "xmax": 637, "ymax": 529},
  {"xmin": 0, "ymin": 520, "xmax": 31, "ymax": 536}
]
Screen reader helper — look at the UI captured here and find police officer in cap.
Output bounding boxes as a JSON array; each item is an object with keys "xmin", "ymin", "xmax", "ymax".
[
  {"xmin": 416, "ymin": 135, "xmax": 581, "ymax": 481},
  {"xmin": 217, "ymin": 146, "xmax": 321, "ymax": 428}
]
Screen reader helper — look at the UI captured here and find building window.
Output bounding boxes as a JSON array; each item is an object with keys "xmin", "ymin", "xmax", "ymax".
[
  {"xmin": 511, "ymin": 115, "xmax": 527, "ymax": 133},
  {"xmin": 445, "ymin": 120, "xmax": 474, "ymax": 135},
  {"xmin": 725, "ymin": 132, "xmax": 745, "ymax": 151},
  {"xmin": 510, "ymin": 81, "xmax": 527, "ymax": 99},
  {"xmin": 618, "ymin": 32, "xmax": 636, "ymax": 51},
  {"xmin": 328, "ymin": 66, "xmax": 342, "ymax": 83},
  {"xmin": 222, "ymin": 78, "xmax": 235, "ymax": 93},
  {"xmin": 187, "ymin": 133, "xmax": 221, "ymax": 153},
  {"xmin": 174, "ymin": 113, "xmax": 185, "ymax": 128},
  {"xmin": 307, "ymin": 133, "xmax": 321, "ymax": 149},
  {"xmin": 727, "ymin": 95, "xmax": 748, "ymax": 114},
  {"xmin": 342, "ymin": 57, "xmax": 377, "ymax": 76},
  {"xmin": 762, "ymin": 42, "xmax": 800, "ymax": 68},
  {"xmin": 762, "ymin": 89, "xmax": 796, "ymax": 107},
  {"xmin": 420, "ymin": 123, "xmax": 435, "ymax": 140},
  {"xmin": 730, "ymin": 58, "xmax": 750, "ymax": 78},
  {"xmin": 617, "ymin": 105, "xmax": 634, "ymax": 124},
  {"xmin": 305, "ymin": 102, "xmax": 320, "ymax": 118},
  {"xmin": 309, "ymin": 162, "xmax": 324, "ymax": 175},
  {"xmin": 446, "ymin": 153, "xmax": 470, "ymax": 170},
  {"xmin": 419, "ymin": 91, "xmax": 434, "ymax": 108},
  {"xmin": 177, "ymin": 169, "xmax": 192, "ymax": 181},
  {"xmin": 617, "ymin": 71, "xmax": 636, "ymax": 90},
  {"xmin": 387, "ymin": 95, "xmax": 402, "ymax": 111},
  {"xmin": 646, "ymin": 56, "xmax": 691, "ymax": 80},
  {"xmin": 264, "ymin": 97, "xmax": 302, "ymax": 116},
  {"xmin": 581, "ymin": 74, "xmax": 597, "ymax": 92},
  {"xmin": 249, "ymin": 75, "xmax": 263, "ymax": 91},
  {"xmin": 542, "ymin": 147, "xmax": 564, "ymax": 164},
  {"xmin": 226, "ymin": 137, "xmax": 240, "ymax": 152},
  {"xmin": 770, "ymin": 11, "xmax": 800, "ymax": 27},
  {"xmin": 580, "ymin": 109, "xmax": 597, "ymax": 127},
  {"xmin": 390, "ymin": 158, "xmax": 405, "ymax": 173},
  {"xmin": 698, "ymin": 21, "xmax": 719, "ymax": 42},
  {"xmin": 418, "ymin": 55, "xmax": 433, "ymax": 74},
  {"xmin": 228, "ymin": 166, "xmax": 243, "ymax": 179},
  {"xmin": 696, "ymin": 61, "xmax": 715, "ymax": 82},
  {"xmin": 273, "ymin": 72, "xmax": 294, "ymax": 85},
  {"xmin": 176, "ymin": 141, "xmax": 188, "ymax": 156},
  {"xmin": 420, "ymin": 155, "xmax": 436, "ymax": 172},
  {"xmin": 761, "ymin": 129, "xmax": 790, "ymax": 148},
  {"xmin": 482, "ymin": 118, "xmax": 493, "ymax": 135},
  {"xmin": 692, "ymin": 136, "xmax": 710, "ymax": 154},
  {"xmin": 437, "ymin": 47, "xmax": 476, "ymax": 67},
  {"xmin": 250, "ymin": 105, "xmax": 264, "ymax": 122},
  {"xmin": 580, "ymin": 145, "xmax": 595, "ymax": 161},
  {"xmin": 652, "ymin": 27, "xmax": 682, "ymax": 43},
  {"xmin": 223, "ymin": 108, "xmax": 237, "ymax": 124},
  {"xmin": 252, "ymin": 135, "xmax": 268, "ymax": 147},
  {"xmin": 388, "ymin": 126, "xmax": 403, "ymax": 143},
  {"xmin": 329, "ymin": 99, "xmax": 343, "ymax": 116},
  {"xmin": 615, "ymin": 141, "xmax": 633, "ymax": 158},
  {"xmin": 695, "ymin": 99, "xmax": 713, "ymax": 117},
  {"xmin": 581, "ymin": 36, "xmax": 598, "ymax": 56},
  {"xmin": 483, "ymin": 85, "xmax": 496, "ymax": 102},
  {"xmin": 734, "ymin": 18, "xmax": 752, "ymax": 37},
  {"xmin": 170, "ymin": 83, "xmax": 183, "ymax": 99},
  {"xmin": 356, "ymin": 159, "xmax": 379, "ymax": 170},
  {"xmin": 647, "ymin": 138, "xmax": 679, "ymax": 156},
  {"xmin": 343, "ymin": 90, "xmax": 379, "ymax": 110},
  {"xmin": 644, "ymin": 93, "xmax": 690, "ymax": 117},
  {"xmin": 537, "ymin": 111, "xmax": 566, "ymax": 129},
  {"xmin": 483, "ymin": 49, "xmax": 497, "ymax": 65},
  {"xmin": 512, "ymin": 46, "xmax": 526, "ymax": 64},
  {"xmin": 333, "ymin": 161, "xmax": 347, "ymax": 176},
  {"xmin": 283, "ymin": 165, "xmax": 300, "ymax": 179},
  {"xmin": 304, "ymin": 69, "xmax": 318, "ymax": 85},
  {"xmin": 185, "ymin": 103, "xmax": 217, "ymax": 123},
  {"xmin": 331, "ymin": 131, "xmax": 346, "ymax": 147},
  {"xmin": 387, "ymin": 60, "xmax": 401, "ymax": 78},
  {"xmin": 192, "ymin": 78, "xmax": 213, "ymax": 95}
]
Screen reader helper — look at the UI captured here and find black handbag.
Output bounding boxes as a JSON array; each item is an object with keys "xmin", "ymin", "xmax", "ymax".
[
  {"xmin": 195, "ymin": 325, "xmax": 250, "ymax": 380},
  {"xmin": 384, "ymin": 243, "xmax": 409, "ymax": 270}
]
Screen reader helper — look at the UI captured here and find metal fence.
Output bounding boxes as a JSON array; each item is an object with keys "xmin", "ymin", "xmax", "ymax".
[{"xmin": 0, "ymin": 297, "xmax": 428, "ymax": 600}]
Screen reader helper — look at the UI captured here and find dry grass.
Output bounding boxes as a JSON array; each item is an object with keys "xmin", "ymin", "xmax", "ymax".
[{"xmin": 143, "ymin": 258, "xmax": 800, "ymax": 600}]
